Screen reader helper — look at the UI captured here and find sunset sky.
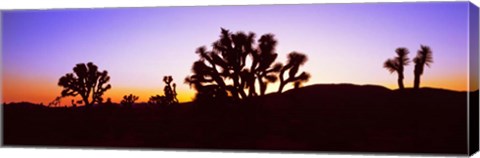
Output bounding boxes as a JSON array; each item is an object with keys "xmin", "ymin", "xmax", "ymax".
[{"xmin": 1, "ymin": 2, "xmax": 476, "ymax": 105}]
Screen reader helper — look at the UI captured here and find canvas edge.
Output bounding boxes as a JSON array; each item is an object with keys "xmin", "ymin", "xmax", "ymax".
[
  {"xmin": 0, "ymin": 1, "xmax": 477, "ymax": 156},
  {"xmin": 0, "ymin": 10, "xmax": 4, "ymax": 147},
  {"xmin": 468, "ymin": 1, "xmax": 480, "ymax": 156},
  {"xmin": 0, "ymin": 1, "xmax": 473, "ymax": 12}
]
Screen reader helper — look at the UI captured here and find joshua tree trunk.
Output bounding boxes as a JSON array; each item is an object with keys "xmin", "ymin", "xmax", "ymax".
[
  {"xmin": 232, "ymin": 72, "xmax": 247, "ymax": 100},
  {"xmin": 248, "ymin": 77, "xmax": 257, "ymax": 97},
  {"xmin": 278, "ymin": 82, "xmax": 286, "ymax": 93},
  {"xmin": 397, "ymin": 78, "xmax": 404, "ymax": 90},
  {"xmin": 397, "ymin": 72, "xmax": 404, "ymax": 90},
  {"xmin": 413, "ymin": 74, "xmax": 420, "ymax": 89},
  {"xmin": 413, "ymin": 64, "xmax": 423, "ymax": 90},
  {"xmin": 258, "ymin": 78, "xmax": 267, "ymax": 96},
  {"xmin": 82, "ymin": 96, "xmax": 92, "ymax": 108},
  {"xmin": 239, "ymin": 88, "xmax": 247, "ymax": 99},
  {"xmin": 278, "ymin": 67, "xmax": 286, "ymax": 93}
]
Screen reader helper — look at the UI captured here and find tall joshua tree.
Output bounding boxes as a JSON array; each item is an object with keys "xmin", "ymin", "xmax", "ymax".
[
  {"xmin": 413, "ymin": 45, "xmax": 433, "ymax": 89},
  {"xmin": 58, "ymin": 62, "xmax": 111, "ymax": 108},
  {"xmin": 185, "ymin": 28, "xmax": 257, "ymax": 100},
  {"xmin": 383, "ymin": 47, "xmax": 410, "ymax": 90},
  {"xmin": 186, "ymin": 28, "xmax": 309, "ymax": 101},
  {"xmin": 278, "ymin": 52, "xmax": 310, "ymax": 93}
]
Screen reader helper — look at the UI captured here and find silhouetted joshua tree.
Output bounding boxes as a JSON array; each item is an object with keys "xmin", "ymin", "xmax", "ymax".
[
  {"xmin": 383, "ymin": 47, "xmax": 410, "ymax": 90},
  {"xmin": 278, "ymin": 52, "xmax": 311, "ymax": 93},
  {"xmin": 185, "ymin": 28, "xmax": 250, "ymax": 100},
  {"xmin": 148, "ymin": 76, "xmax": 178, "ymax": 106},
  {"xmin": 413, "ymin": 45, "xmax": 433, "ymax": 89},
  {"xmin": 121, "ymin": 94, "xmax": 139, "ymax": 108},
  {"xmin": 186, "ymin": 28, "xmax": 293, "ymax": 101},
  {"xmin": 58, "ymin": 62, "xmax": 111, "ymax": 108},
  {"xmin": 163, "ymin": 76, "xmax": 178, "ymax": 105}
]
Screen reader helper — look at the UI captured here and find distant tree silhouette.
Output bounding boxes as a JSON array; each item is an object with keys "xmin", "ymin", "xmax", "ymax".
[
  {"xmin": 186, "ymin": 28, "xmax": 305, "ymax": 101},
  {"xmin": 413, "ymin": 45, "xmax": 433, "ymax": 89},
  {"xmin": 58, "ymin": 62, "xmax": 112, "ymax": 108},
  {"xmin": 383, "ymin": 47, "xmax": 410, "ymax": 90},
  {"xmin": 103, "ymin": 98, "xmax": 114, "ymax": 107},
  {"xmin": 278, "ymin": 52, "xmax": 310, "ymax": 93},
  {"xmin": 121, "ymin": 94, "xmax": 139, "ymax": 108},
  {"xmin": 105, "ymin": 98, "xmax": 112, "ymax": 104},
  {"xmin": 148, "ymin": 76, "xmax": 178, "ymax": 106}
]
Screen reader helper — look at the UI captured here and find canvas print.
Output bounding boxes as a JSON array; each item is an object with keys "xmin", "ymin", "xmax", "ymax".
[{"xmin": 2, "ymin": 1, "xmax": 479, "ymax": 155}]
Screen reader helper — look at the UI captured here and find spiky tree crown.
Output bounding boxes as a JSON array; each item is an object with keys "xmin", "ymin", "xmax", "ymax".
[{"xmin": 58, "ymin": 62, "xmax": 111, "ymax": 106}]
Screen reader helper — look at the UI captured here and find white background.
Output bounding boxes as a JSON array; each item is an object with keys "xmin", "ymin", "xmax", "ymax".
[{"xmin": 0, "ymin": 0, "xmax": 479, "ymax": 158}]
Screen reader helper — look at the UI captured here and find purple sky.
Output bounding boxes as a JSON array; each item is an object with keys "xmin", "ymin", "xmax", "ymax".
[{"xmin": 2, "ymin": 2, "xmax": 474, "ymax": 103}]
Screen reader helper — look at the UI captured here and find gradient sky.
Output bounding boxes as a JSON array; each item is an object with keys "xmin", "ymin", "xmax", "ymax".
[{"xmin": 1, "ymin": 2, "xmax": 475, "ymax": 105}]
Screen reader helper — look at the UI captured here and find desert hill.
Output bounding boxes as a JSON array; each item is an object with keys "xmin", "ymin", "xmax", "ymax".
[{"xmin": 3, "ymin": 84, "xmax": 472, "ymax": 154}]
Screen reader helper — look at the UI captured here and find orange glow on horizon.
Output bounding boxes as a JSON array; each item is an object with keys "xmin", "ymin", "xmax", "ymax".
[
  {"xmin": 2, "ymin": 57, "xmax": 472, "ymax": 105},
  {"xmin": 3, "ymin": 75, "xmax": 470, "ymax": 106}
]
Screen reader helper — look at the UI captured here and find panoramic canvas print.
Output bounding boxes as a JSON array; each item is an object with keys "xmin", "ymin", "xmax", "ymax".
[{"xmin": 2, "ymin": 1, "xmax": 479, "ymax": 155}]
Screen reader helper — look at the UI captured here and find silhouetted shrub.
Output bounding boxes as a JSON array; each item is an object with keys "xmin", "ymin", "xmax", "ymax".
[
  {"xmin": 105, "ymin": 98, "xmax": 112, "ymax": 105},
  {"xmin": 148, "ymin": 95, "xmax": 165, "ymax": 106},
  {"xmin": 121, "ymin": 94, "xmax": 139, "ymax": 108},
  {"xmin": 103, "ymin": 98, "xmax": 114, "ymax": 107}
]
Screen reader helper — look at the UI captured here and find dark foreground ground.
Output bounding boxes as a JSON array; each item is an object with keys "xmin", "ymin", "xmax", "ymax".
[{"xmin": 3, "ymin": 84, "xmax": 474, "ymax": 155}]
